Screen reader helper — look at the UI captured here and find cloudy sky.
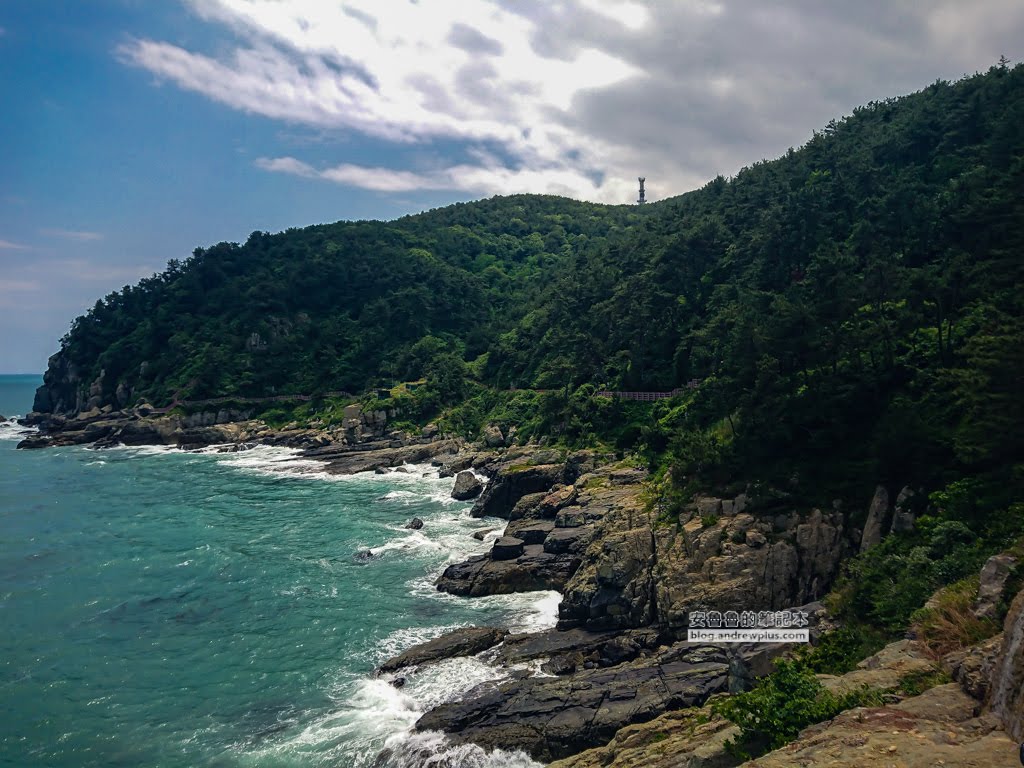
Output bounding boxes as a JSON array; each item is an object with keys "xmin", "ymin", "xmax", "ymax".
[{"xmin": 2, "ymin": 1, "xmax": 1023, "ymax": 374}]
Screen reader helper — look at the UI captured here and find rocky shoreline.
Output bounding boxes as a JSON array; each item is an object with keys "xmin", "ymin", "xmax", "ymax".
[{"xmin": 16, "ymin": 407, "xmax": 1024, "ymax": 766}]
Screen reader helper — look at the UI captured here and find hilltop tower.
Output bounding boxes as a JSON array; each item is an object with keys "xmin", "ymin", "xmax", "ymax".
[{"xmin": 637, "ymin": 177, "xmax": 646, "ymax": 205}]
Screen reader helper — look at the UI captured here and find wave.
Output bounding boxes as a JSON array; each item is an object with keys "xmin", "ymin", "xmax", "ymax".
[
  {"xmin": 0, "ymin": 419, "xmax": 35, "ymax": 442},
  {"xmin": 242, "ymin": 654, "xmax": 544, "ymax": 768}
]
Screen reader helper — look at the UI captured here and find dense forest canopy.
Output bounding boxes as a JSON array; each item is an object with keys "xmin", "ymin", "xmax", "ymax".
[{"xmin": 41, "ymin": 63, "xmax": 1023, "ymax": 506}]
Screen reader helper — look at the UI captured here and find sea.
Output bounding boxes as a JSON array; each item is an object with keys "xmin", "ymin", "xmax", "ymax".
[{"xmin": 0, "ymin": 374, "xmax": 553, "ymax": 768}]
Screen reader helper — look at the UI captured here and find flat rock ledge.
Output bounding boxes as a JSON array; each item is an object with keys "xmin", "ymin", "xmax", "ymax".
[
  {"xmin": 414, "ymin": 641, "xmax": 783, "ymax": 762},
  {"xmin": 377, "ymin": 627, "xmax": 509, "ymax": 674}
]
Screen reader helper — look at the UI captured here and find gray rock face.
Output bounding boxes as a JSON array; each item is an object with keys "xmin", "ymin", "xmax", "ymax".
[
  {"xmin": 989, "ymin": 584, "xmax": 1024, "ymax": 741},
  {"xmin": 482, "ymin": 423, "xmax": 505, "ymax": 447},
  {"xmin": 492, "ymin": 536, "xmax": 526, "ymax": 560},
  {"xmin": 890, "ymin": 485, "xmax": 917, "ymax": 533},
  {"xmin": 377, "ymin": 627, "xmax": 508, "ymax": 674},
  {"xmin": 470, "ymin": 463, "xmax": 566, "ymax": 518},
  {"xmin": 560, "ymin": 497, "xmax": 847, "ymax": 634},
  {"xmin": 415, "ymin": 642, "xmax": 781, "ymax": 762},
  {"xmin": 451, "ymin": 470, "xmax": 483, "ymax": 500},
  {"xmin": 973, "ymin": 553, "xmax": 1018, "ymax": 620},
  {"xmin": 860, "ymin": 485, "xmax": 889, "ymax": 552},
  {"xmin": 404, "ymin": 517, "xmax": 424, "ymax": 530},
  {"xmin": 435, "ymin": 546, "xmax": 580, "ymax": 597},
  {"xmin": 504, "ymin": 519, "xmax": 555, "ymax": 544}
]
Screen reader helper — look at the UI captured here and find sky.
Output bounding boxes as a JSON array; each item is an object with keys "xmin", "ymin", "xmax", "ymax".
[{"xmin": 1, "ymin": 1, "xmax": 1023, "ymax": 374}]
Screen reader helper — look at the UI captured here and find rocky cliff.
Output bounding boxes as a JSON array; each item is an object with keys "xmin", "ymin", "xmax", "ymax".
[{"xmin": 559, "ymin": 494, "xmax": 848, "ymax": 634}]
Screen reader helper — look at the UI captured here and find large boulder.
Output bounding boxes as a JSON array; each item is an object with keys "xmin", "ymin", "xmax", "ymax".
[
  {"xmin": 451, "ymin": 470, "xmax": 483, "ymax": 500},
  {"xmin": 377, "ymin": 627, "xmax": 508, "ymax": 674},
  {"xmin": 889, "ymin": 486, "xmax": 918, "ymax": 533},
  {"xmin": 859, "ymin": 485, "xmax": 889, "ymax": 552},
  {"xmin": 492, "ymin": 536, "xmax": 525, "ymax": 561},
  {"xmin": 482, "ymin": 423, "xmax": 505, "ymax": 447},
  {"xmin": 973, "ymin": 553, "xmax": 1018, "ymax": 620},
  {"xmin": 436, "ymin": 546, "xmax": 580, "ymax": 597}
]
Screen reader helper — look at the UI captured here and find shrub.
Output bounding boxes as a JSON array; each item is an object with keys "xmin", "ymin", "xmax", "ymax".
[
  {"xmin": 712, "ymin": 659, "xmax": 881, "ymax": 759},
  {"xmin": 797, "ymin": 626, "xmax": 888, "ymax": 675}
]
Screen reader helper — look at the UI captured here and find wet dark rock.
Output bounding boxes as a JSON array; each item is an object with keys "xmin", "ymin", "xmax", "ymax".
[
  {"xmin": 451, "ymin": 470, "xmax": 483, "ymax": 500},
  {"xmin": 354, "ymin": 550, "xmax": 380, "ymax": 562},
  {"xmin": 405, "ymin": 517, "xmax": 424, "ymax": 530},
  {"xmin": 471, "ymin": 528, "xmax": 497, "ymax": 541},
  {"xmin": 544, "ymin": 525, "xmax": 594, "ymax": 555},
  {"xmin": 378, "ymin": 627, "xmax": 509, "ymax": 674},
  {"xmin": 415, "ymin": 642, "xmax": 774, "ymax": 762},
  {"xmin": 436, "ymin": 546, "xmax": 580, "ymax": 597},
  {"xmin": 504, "ymin": 519, "xmax": 554, "ymax": 545},
  {"xmin": 391, "ymin": 677, "xmax": 406, "ymax": 689},
  {"xmin": 492, "ymin": 536, "xmax": 526, "ymax": 561},
  {"xmin": 470, "ymin": 463, "xmax": 566, "ymax": 519}
]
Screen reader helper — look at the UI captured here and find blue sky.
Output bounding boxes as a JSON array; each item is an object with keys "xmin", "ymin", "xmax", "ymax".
[{"xmin": 2, "ymin": 0, "xmax": 1022, "ymax": 374}]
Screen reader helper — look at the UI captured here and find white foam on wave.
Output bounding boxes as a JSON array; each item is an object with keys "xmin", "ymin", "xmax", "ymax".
[
  {"xmin": 242, "ymin": 656, "xmax": 543, "ymax": 768},
  {"xmin": 213, "ymin": 444, "xmax": 336, "ymax": 480},
  {"xmin": 0, "ymin": 419, "xmax": 35, "ymax": 442},
  {"xmin": 102, "ymin": 443, "xmax": 184, "ymax": 457}
]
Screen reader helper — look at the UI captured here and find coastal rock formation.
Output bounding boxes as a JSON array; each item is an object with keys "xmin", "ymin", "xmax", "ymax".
[
  {"xmin": 550, "ymin": 638, "xmax": 1015, "ymax": 768},
  {"xmin": 300, "ymin": 438, "xmax": 461, "ymax": 474},
  {"xmin": 436, "ymin": 460, "xmax": 628, "ymax": 598},
  {"xmin": 415, "ymin": 642, "xmax": 774, "ymax": 762},
  {"xmin": 560, "ymin": 498, "xmax": 847, "ymax": 633},
  {"xmin": 377, "ymin": 627, "xmax": 508, "ymax": 674},
  {"xmin": 451, "ymin": 470, "xmax": 482, "ymax": 500},
  {"xmin": 434, "ymin": 545, "xmax": 579, "ymax": 596},
  {"xmin": 470, "ymin": 463, "xmax": 567, "ymax": 518}
]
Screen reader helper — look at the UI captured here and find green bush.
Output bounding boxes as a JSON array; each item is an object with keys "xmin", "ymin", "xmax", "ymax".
[
  {"xmin": 712, "ymin": 659, "xmax": 881, "ymax": 759},
  {"xmin": 797, "ymin": 626, "xmax": 888, "ymax": 675}
]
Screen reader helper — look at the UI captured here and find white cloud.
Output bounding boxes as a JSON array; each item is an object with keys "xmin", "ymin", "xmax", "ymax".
[
  {"xmin": 257, "ymin": 155, "xmax": 629, "ymax": 199},
  {"xmin": 0, "ymin": 279, "xmax": 41, "ymax": 293},
  {"xmin": 118, "ymin": 0, "xmax": 1024, "ymax": 203},
  {"xmin": 41, "ymin": 228, "xmax": 104, "ymax": 242},
  {"xmin": 0, "ymin": 239, "xmax": 31, "ymax": 250}
]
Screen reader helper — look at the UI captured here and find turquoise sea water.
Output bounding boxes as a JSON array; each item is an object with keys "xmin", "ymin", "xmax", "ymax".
[{"xmin": 0, "ymin": 375, "xmax": 551, "ymax": 767}]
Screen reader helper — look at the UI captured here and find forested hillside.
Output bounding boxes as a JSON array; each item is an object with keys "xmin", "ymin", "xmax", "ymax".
[{"xmin": 38, "ymin": 62, "xmax": 1023, "ymax": 515}]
